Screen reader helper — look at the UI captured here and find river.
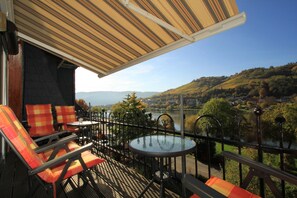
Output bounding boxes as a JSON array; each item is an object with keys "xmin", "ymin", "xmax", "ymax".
[{"xmin": 149, "ymin": 110, "xmax": 198, "ymax": 131}]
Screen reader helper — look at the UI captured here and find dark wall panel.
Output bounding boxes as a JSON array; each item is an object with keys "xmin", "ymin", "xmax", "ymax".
[
  {"xmin": 58, "ymin": 68, "xmax": 75, "ymax": 105},
  {"xmin": 22, "ymin": 43, "xmax": 75, "ymax": 119}
]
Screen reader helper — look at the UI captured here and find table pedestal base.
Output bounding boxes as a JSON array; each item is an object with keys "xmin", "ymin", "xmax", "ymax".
[{"xmin": 138, "ymin": 171, "xmax": 170, "ymax": 198}]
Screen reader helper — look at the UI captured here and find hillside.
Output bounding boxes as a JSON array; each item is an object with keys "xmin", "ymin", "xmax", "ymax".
[
  {"xmin": 76, "ymin": 91, "xmax": 159, "ymax": 106},
  {"xmin": 146, "ymin": 62, "xmax": 297, "ymax": 107}
]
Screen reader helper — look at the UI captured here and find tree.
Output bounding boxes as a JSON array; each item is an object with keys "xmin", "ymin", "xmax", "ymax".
[
  {"xmin": 111, "ymin": 92, "xmax": 147, "ymax": 117},
  {"xmin": 198, "ymin": 98, "xmax": 241, "ymax": 138},
  {"xmin": 91, "ymin": 106, "xmax": 102, "ymax": 112},
  {"xmin": 259, "ymin": 81, "xmax": 269, "ymax": 98},
  {"xmin": 75, "ymin": 99, "xmax": 89, "ymax": 110},
  {"xmin": 261, "ymin": 103, "xmax": 297, "ymax": 148},
  {"xmin": 110, "ymin": 93, "xmax": 151, "ymax": 145}
]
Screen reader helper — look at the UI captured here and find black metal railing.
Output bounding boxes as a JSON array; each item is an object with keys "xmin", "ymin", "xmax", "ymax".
[{"xmin": 79, "ymin": 107, "xmax": 297, "ymax": 197}]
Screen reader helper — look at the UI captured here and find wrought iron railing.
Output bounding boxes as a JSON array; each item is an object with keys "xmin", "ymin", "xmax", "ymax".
[{"xmin": 80, "ymin": 108, "xmax": 297, "ymax": 197}]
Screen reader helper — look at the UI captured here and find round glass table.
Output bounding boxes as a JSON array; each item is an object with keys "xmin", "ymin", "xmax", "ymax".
[
  {"xmin": 130, "ymin": 135, "xmax": 196, "ymax": 157},
  {"xmin": 67, "ymin": 121, "xmax": 99, "ymax": 145},
  {"xmin": 129, "ymin": 135, "xmax": 196, "ymax": 198}
]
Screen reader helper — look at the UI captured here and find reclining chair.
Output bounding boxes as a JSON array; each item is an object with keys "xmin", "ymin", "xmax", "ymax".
[{"xmin": 0, "ymin": 105, "xmax": 105, "ymax": 198}]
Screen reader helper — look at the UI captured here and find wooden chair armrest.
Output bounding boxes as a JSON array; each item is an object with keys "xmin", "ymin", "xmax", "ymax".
[
  {"xmin": 182, "ymin": 174, "xmax": 226, "ymax": 198},
  {"xmin": 34, "ymin": 131, "xmax": 70, "ymax": 143},
  {"xmin": 29, "ymin": 143, "xmax": 93, "ymax": 175},
  {"xmin": 34, "ymin": 134, "xmax": 77, "ymax": 153},
  {"xmin": 222, "ymin": 151, "xmax": 297, "ymax": 185}
]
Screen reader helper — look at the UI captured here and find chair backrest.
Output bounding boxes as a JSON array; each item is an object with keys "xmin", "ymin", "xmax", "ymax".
[
  {"xmin": 1, "ymin": 105, "xmax": 38, "ymax": 149},
  {"xmin": 26, "ymin": 104, "xmax": 55, "ymax": 137},
  {"xmin": 0, "ymin": 105, "xmax": 54, "ymax": 182},
  {"xmin": 55, "ymin": 106, "xmax": 76, "ymax": 130}
]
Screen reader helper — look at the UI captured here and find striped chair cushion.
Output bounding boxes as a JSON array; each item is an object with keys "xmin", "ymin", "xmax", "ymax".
[
  {"xmin": 26, "ymin": 104, "xmax": 55, "ymax": 137},
  {"xmin": 0, "ymin": 105, "xmax": 105, "ymax": 184},
  {"xmin": 2, "ymin": 105, "xmax": 39, "ymax": 149},
  {"xmin": 0, "ymin": 106, "xmax": 52, "ymax": 179},
  {"xmin": 48, "ymin": 150, "xmax": 104, "ymax": 182},
  {"xmin": 191, "ymin": 176, "xmax": 261, "ymax": 198},
  {"xmin": 55, "ymin": 106, "xmax": 78, "ymax": 131}
]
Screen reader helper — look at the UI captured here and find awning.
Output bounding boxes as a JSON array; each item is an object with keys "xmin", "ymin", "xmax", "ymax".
[{"xmin": 13, "ymin": 0, "xmax": 246, "ymax": 77}]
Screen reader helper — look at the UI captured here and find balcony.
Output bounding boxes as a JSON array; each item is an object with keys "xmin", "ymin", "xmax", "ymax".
[{"xmin": 1, "ymin": 108, "xmax": 296, "ymax": 198}]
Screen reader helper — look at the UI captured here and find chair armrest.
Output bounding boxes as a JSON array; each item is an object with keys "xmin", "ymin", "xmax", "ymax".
[
  {"xmin": 34, "ymin": 131, "xmax": 69, "ymax": 143},
  {"xmin": 222, "ymin": 151, "xmax": 297, "ymax": 185},
  {"xmin": 54, "ymin": 122, "xmax": 64, "ymax": 131},
  {"xmin": 34, "ymin": 134, "xmax": 77, "ymax": 153},
  {"xmin": 29, "ymin": 143, "xmax": 93, "ymax": 175},
  {"xmin": 182, "ymin": 174, "xmax": 226, "ymax": 198},
  {"xmin": 22, "ymin": 120, "xmax": 31, "ymax": 131}
]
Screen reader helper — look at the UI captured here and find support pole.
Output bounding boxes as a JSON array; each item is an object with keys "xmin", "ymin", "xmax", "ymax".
[
  {"xmin": 0, "ymin": 0, "xmax": 14, "ymax": 161},
  {"xmin": 180, "ymin": 95, "xmax": 184, "ymax": 138},
  {"xmin": 1, "ymin": 50, "xmax": 8, "ymax": 160}
]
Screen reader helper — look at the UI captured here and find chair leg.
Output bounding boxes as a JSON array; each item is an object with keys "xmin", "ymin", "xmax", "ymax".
[
  {"xmin": 28, "ymin": 176, "xmax": 41, "ymax": 198},
  {"xmin": 28, "ymin": 175, "xmax": 32, "ymax": 198},
  {"xmin": 84, "ymin": 169, "xmax": 105, "ymax": 197},
  {"xmin": 55, "ymin": 183, "xmax": 64, "ymax": 198}
]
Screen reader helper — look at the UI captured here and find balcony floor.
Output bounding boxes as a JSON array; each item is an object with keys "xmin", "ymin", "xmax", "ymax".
[{"xmin": 0, "ymin": 151, "xmax": 180, "ymax": 198}]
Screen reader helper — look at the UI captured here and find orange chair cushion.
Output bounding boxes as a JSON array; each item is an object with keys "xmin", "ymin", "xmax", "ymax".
[
  {"xmin": 191, "ymin": 176, "xmax": 261, "ymax": 198},
  {"xmin": 26, "ymin": 104, "xmax": 55, "ymax": 137},
  {"xmin": 55, "ymin": 106, "xmax": 77, "ymax": 131},
  {"xmin": 46, "ymin": 150, "xmax": 104, "ymax": 183}
]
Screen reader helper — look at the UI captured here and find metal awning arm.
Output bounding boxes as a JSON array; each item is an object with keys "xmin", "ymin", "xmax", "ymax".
[{"xmin": 120, "ymin": 0, "xmax": 194, "ymax": 42}]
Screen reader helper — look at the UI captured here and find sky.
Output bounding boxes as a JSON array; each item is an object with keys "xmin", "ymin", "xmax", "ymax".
[{"xmin": 75, "ymin": 1, "xmax": 297, "ymax": 93}]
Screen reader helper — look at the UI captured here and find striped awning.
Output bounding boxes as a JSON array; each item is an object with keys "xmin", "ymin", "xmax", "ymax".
[{"xmin": 13, "ymin": 0, "xmax": 245, "ymax": 77}]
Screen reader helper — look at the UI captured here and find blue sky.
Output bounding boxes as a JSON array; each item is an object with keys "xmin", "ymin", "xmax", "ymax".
[{"xmin": 75, "ymin": 1, "xmax": 297, "ymax": 93}]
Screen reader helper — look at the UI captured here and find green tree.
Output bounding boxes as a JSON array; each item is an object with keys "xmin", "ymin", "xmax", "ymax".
[
  {"xmin": 75, "ymin": 99, "xmax": 89, "ymax": 110},
  {"xmin": 198, "ymin": 98, "xmax": 241, "ymax": 138},
  {"xmin": 91, "ymin": 106, "xmax": 102, "ymax": 112},
  {"xmin": 111, "ymin": 92, "xmax": 147, "ymax": 117},
  {"xmin": 111, "ymin": 93, "xmax": 151, "ymax": 145},
  {"xmin": 261, "ymin": 103, "xmax": 297, "ymax": 148},
  {"xmin": 259, "ymin": 81, "xmax": 269, "ymax": 98}
]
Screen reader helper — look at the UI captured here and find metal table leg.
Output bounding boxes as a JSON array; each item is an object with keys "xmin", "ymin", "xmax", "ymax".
[{"xmin": 138, "ymin": 157, "xmax": 169, "ymax": 198}]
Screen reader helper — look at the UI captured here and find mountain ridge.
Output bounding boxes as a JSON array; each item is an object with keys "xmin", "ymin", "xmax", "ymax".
[
  {"xmin": 76, "ymin": 91, "xmax": 159, "ymax": 106},
  {"xmin": 146, "ymin": 62, "xmax": 297, "ymax": 107}
]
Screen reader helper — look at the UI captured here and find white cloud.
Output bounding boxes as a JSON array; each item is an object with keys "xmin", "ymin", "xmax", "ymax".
[{"xmin": 75, "ymin": 63, "xmax": 156, "ymax": 92}]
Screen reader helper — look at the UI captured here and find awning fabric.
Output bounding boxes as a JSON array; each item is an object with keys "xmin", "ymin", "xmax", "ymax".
[{"xmin": 13, "ymin": 0, "xmax": 245, "ymax": 77}]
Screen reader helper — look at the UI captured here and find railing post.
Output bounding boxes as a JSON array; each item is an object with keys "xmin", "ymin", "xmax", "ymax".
[
  {"xmin": 88, "ymin": 102, "xmax": 92, "ymax": 121},
  {"xmin": 275, "ymin": 115, "xmax": 286, "ymax": 197},
  {"xmin": 254, "ymin": 106, "xmax": 264, "ymax": 197}
]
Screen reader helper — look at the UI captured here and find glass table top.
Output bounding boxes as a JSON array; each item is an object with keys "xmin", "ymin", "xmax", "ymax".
[
  {"xmin": 129, "ymin": 135, "xmax": 196, "ymax": 157},
  {"xmin": 66, "ymin": 121, "xmax": 98, "ymax": 126}
]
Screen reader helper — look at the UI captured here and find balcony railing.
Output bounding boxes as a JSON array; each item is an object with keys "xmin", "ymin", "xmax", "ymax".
[{"xmin": 79, "ymin": 108, "xmax": 297, "ymax": 197}]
